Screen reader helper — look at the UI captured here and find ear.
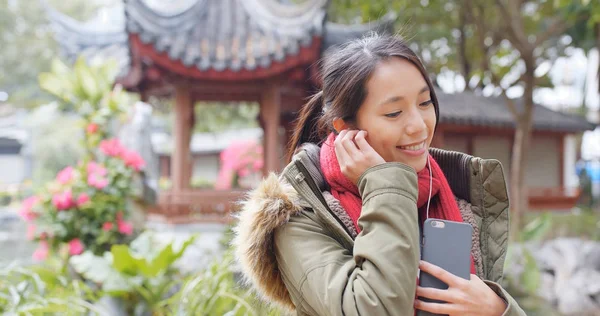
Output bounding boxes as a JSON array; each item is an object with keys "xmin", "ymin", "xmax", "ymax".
[{"xmin": 332, "ymin": 118, "xmax": 349, "ymax": 133}]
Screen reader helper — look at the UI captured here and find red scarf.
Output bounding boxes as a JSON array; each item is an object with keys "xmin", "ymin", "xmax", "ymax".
[{"xmin": 320, "ymin": 133, "xmax": 476, "ymax": 275}]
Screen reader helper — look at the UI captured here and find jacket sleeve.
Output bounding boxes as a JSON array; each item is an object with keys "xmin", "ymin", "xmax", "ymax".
[
  {"xmin": 274, "ymin": 163, "xmax": 420, "ymax": 316},
  {"xmin": 484, "ymin": 281, "xmax": 527, "ymax": 316}
]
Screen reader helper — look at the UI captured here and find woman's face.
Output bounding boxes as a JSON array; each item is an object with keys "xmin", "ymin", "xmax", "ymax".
[{"xmin": 354, "ymin": 57, "xmax": 436, "ymax": 172}]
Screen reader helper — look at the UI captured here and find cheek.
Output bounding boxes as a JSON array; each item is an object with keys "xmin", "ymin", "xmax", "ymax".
[
  {"xmin": 359, "ymin": 121, "xmax": 395, "ymax": 154},
  {"xmin": 425, "ymin": 111, "xmax": 437, "ymax": 145}
]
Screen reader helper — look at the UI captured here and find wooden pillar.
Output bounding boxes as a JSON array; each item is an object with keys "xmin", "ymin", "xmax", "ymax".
[
  {"xmin": 171, "ymin": 84, "xmax": 194, "ymax": 191},
  {"xmin": 558, "ymin": 134, "xmax": 565, "ymax": 188},
  {"xmin": 260, "ymin": 82, "xmax": 282, "ymax": 175}
]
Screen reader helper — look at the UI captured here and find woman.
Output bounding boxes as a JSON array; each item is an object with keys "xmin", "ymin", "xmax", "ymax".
[{"xmin": 233, "ymin": 34, "xmax": 525, "ymax": 316}]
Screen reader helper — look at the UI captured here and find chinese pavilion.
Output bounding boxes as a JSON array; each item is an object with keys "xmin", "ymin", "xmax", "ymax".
[{"xmin": 45, "ymin": 0, "xmax": 396, "ymax": 222}]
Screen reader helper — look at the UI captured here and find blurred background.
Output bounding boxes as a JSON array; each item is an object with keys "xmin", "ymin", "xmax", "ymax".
[{"xmin": 0, "ymin": 0, "xmax": 599, "ymax": 315}]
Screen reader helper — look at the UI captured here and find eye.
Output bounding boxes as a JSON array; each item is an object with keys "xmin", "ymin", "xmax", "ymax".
[
  {"xmin": 420, "ymin": 100, "xmax": 433, "ymax": 107},
  {"xmin": 384, "ymin": 111, "xmax": 402, "ymax": 118}
]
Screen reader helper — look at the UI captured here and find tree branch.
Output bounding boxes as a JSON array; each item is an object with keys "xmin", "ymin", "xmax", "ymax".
[
  {"xmin": 534, "ymin": 18, "xmax": 569, "ymax": 47},
  {"xmin": 493, "ymin": 0, "xmax": 531, "ymax": 54},
  {"xmin": 497, "ymin": 84, "xmax": 521, "ymax": 120}
]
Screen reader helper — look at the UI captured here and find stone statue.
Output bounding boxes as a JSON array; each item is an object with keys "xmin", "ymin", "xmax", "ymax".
[{"xmin": 118, "ymin": 101, "xmax": 158, "ymax": 206}]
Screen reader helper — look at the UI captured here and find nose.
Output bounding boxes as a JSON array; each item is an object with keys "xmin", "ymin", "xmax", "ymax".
[{"xmin": 404, "ymin": 107, "xmax": 428, "ymax": 137}]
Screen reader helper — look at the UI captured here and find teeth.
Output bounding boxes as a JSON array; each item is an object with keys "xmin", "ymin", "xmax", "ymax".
[{"xmin": 400, "ymin": 142, "xmax": 424, "ymax": 151}]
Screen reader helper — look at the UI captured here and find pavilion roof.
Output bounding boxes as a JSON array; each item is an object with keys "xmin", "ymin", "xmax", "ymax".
[{"xmin": 45, "ymin": 0, "xmax": 395, "ymax": 77}]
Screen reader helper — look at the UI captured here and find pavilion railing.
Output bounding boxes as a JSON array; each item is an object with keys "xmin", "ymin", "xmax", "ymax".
[
  {"xmin": 148, "ymin": 186, "xmax": 582, "ymax": 222},
  {"xmin": 148, "ymin": 189, "xmax": 247, "ymax": 224},
  {"xmin": 527, "ymin": 186, "xmax": 581, "ymax": 211}
]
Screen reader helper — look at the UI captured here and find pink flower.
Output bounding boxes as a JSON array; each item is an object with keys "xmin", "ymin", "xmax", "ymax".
[
  {"xmin": 52, "ymin": 190, "xmax": 74, "ymax": 211},
  {"xmin": 99, "ymin": 138, "xmax": 124, "ymax": 157},
  {"xmin": 118, "ymin": 221, "xmax": 133, "ymax": 235},
  {"xmin": 252, "ymin": 159, "xmax": 264, "ymax": 171},
  {"xmin": 76, "ymin": 193, "xmax": 90, "ymax": 206},
  {"xmin": 68, "ymin": 238, "xmax": 84, "ymax": 255},
  {"xmin": 18, "ymin": 196, "xmax": 39, "ymax": 222},
  {"xmin": 121, "ymin": 150, "xmax": 145, "ymax": 171},
  {"xmin": 32, "ymin": 241, "xmax": 49, "ymax": 261},
  {"xmin": 86, "ymin": 123, "xmax": 98, "ymax": 134},
  {"xmin": 87, "ymin": 162, "xmax": 107, "ymax": 177},
  {"xmin": 88, "ymin": 173, "xmax": 108, "ymax": 190},
  {"xmin": 238, "ymin": 168, "xmax": 250, "ymax": 177},
  {"xmin": 102, "ymin": 222, "xmax": 114, "ymax": 231},
  {"xmin": 26, "ymin": 224, "xmax": 36, "ymax": 240},
  {"xmin": 116, "ymin": 212, "xmax": 133, "ymax": 235},
  {"xmin": 56, "ymin": 166, "xmax": 75, "ymax": 184}
]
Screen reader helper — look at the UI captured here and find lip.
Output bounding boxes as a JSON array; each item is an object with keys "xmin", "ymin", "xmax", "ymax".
[
  {"xmin": 399, "ymin": 139, "xmax": 427, "ymax": 147},
  {"xmin": 396, "ymin": 141, "xmax": 428, "ymax": 157}
]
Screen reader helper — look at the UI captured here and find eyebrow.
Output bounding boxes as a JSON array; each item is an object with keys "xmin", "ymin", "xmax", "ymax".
[{"xmin": 378, "ymin": 86, "xmax": 431, "ymax": 107}]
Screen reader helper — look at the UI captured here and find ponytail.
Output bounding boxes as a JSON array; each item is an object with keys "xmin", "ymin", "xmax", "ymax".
[{"xmin": 285, "ymin": 91, "xmax": 326, "ymax": 163}]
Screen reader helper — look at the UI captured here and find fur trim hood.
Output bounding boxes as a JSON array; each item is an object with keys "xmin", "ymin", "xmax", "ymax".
[{"xmin": 232, "ymin": 173, "xmax": 303, "ymax": 311}]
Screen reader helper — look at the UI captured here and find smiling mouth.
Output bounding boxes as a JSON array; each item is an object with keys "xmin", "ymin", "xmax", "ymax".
[{"xmin": 397, "ymin": 141, "xmax": 425, "ymax": 151}]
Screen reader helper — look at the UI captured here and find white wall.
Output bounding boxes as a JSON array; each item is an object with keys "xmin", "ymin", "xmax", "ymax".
[
  {"xmin": 0, "ymin": 155, "xmax": 25, "ymax": 184},
  {"xmin": 442, "ymin": 133, "xmax": 565, "ymax": 189},
  {"xmin": 564, "ymin": 135, "xmax": 578, "ymax": 188},
  {"xmin": 473, "ymin": 136, "xmax": 512, "ymax": 177},
  {"xmin": 193, "ymin": 154, "xmax": 220, "ymax": 182},
  {"xmin": 525, "ymin": 136, "xmax": 560, "ymax": 188}
]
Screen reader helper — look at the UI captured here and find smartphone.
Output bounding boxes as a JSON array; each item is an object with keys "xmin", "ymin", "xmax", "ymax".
[{"xmin": 417, "ymin": 218, "xmax": 473, "ymax": 316}]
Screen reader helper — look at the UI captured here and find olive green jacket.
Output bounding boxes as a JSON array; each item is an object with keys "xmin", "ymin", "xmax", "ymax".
[{"xmin": 233, "ymin": 145, "xmax": 525, "ymax": 316}]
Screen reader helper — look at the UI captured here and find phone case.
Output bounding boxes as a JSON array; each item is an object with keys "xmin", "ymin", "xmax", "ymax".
[{"xmin": 417, "ymin": 218, "xmax": 473, "ymax": 316}]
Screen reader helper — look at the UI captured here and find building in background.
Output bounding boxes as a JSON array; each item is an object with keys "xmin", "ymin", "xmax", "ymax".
[
  {"xmin": 0, "ymin": 105, "xmax": 31, "ymax": 186},
  {"xmin": 45, "ymin": 0, "xmax": 595, "ymax": 221}
]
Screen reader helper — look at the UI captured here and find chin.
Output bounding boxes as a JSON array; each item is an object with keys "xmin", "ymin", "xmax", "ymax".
[{"xmin": 411, "ymin": 157, "xmax": 428, "ymax": 172}]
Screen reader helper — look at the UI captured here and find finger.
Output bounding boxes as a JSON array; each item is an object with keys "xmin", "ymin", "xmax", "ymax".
[
  {"xmin": 340, "ymin": 130, "xmax": 361, "ymax": 157},
  {"xmin": 419, "ymin": 260, "xmax": 464, "ymax": 288},
  {"xmin": 414, "ymin": 299, "xmax": 457, "ymax": 315},
  {"xmin": 416, "ymin": 286, "xmax": 456, "ymax": 303},
  {"xmin": 353, "ymin": 130, "xmax": 370, "ymax": 150},
  {"xmin": 334, "ymin": 132, "xmax": 351, "ymax": 167}
]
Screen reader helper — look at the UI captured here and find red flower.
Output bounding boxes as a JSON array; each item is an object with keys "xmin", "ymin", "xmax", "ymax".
[
  {"xmin": 86, "ymin": 123, "xmax": 98, "ymax": 134},
  {"xmin": 52, "ymin": 190, "xmax": 75, "ymax": 211},
  {"xmin": 88, "ymin": 173, "xmax": 108, "ymax": 190},
  {"xmin": 56, "ymin": 166, "xmax": 75, "ymax": 184},
  {"xmin": 102, "ymin": 222, "xmax": 114, "ymax": 231},
  {"xmin": 32, "ymin": 241, "xmax": 49, "ymax": 261},
  {"xmin": 87, "ymin": 162, "xmax": 107, "ymax": 177},
  {"xmin": 116, "ymin": 212, "xmax": 133, "ymax": 235},
  {"xmin": 77, "ymin": 193, "xmax": 90, "ymax": 206},
  {"xmin": 26, "ymin": 224, "xmax": 36, "ymax": 240},
  {"xmin": 99, "ymin": 138, "xmax": 124, "ymax": 157},
  {"xmin": 18, "ymin": 196, "xmax": 39, "ymax": 222},
  {"xmin": 122, "ymin": 150, "xmax": 145, "ymax": 171},
  {"xmin": 68, "ymin": 238, "xmax": 84, "ymax": 255}
]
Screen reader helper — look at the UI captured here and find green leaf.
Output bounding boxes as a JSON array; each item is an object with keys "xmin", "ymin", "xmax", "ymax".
[
  {"xmin": 74, "ymin": 57, "xmax": 100, "ymax": 103},
  {"xmin": 111, "ymin": 244, "xmax": 146, "ymax": 276},
  {"xmin": 520, "ymin": 250, "xmax": 541, "ymax": 294},
  {"xmin": 521, "ymin": 213, "xmax": 552, "ymax": 242},
  {"xmin": 70, "ymin": 251, "xmax": 131, "ymax": 293}
]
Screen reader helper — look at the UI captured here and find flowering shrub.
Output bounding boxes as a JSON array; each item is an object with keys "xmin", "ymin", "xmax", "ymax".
[
  {"xmin": 17, "ymin": 57, "xmax": 145, "ymax": 261},
  {"xmin": 20, "ymin": 138, "xmax": 145, "ymax": 258},
  {"xmin": 215, "ymin": 139, "xmax": 263, "ymax": 190}
]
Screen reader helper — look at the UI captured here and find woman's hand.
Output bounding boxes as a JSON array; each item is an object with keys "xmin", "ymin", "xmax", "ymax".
[
  {"xmin": 415, "ymin": 260, "xmax": 507, "ymax": 316},
  {"xmin": 334, "ymin": 129, "xmax": 385, "ymax": 184}
]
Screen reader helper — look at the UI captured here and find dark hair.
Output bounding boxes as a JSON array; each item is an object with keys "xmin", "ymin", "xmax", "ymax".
[{"xmin": 286, "ymin": 33, "xmax": 440, "ymax": 162}]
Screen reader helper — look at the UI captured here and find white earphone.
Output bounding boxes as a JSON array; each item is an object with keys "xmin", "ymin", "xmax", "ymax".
[{"xmin": 425, "ymin": 153, "xmax": 432, "ymax": 220}]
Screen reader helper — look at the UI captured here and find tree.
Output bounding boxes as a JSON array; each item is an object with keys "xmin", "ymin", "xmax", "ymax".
[
  {"xmin": 463, "ymin": 0, "xmax": 597, "ymax": 238},
  {"xmin": 330, "ymin": 0, "xmax": 598, "ymax": 238},
  {"xmin": 0, "ymin": 0, "xmax": 99, "ymax": 108}
]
